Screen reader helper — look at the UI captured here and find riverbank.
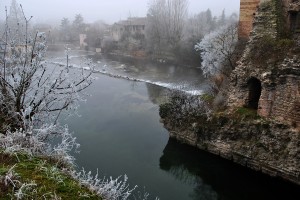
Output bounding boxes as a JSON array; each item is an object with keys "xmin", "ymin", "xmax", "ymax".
[
  {"xmin": 159, "ymin": 0, "xmax": 300, "ymax": 186},
  {"xmin": 0, "ymin": 150, "xmax": 101, "ymax": 199},
  {"xmin": 0, "ymin": 124, "xmax": 139, "ymax": 199},
  {"xmin": 159, "ymin": 105, "xmax": 300, "ymax": 185}
]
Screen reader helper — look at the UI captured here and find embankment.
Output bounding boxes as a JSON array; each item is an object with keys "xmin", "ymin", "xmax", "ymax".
[{"xmin": 160, "ymin": 109, "xmax": 300, "ymax": 185}]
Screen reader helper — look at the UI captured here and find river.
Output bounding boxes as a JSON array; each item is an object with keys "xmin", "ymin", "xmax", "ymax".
[{"xmin": 52, "ymin": 50, "xmax": 300, "ymax": 200}]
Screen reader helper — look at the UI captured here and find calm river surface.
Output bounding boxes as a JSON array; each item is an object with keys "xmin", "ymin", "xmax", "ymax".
[{"xmin": 53, "ymin": 51, "xmax": 300, "ymax": 200}]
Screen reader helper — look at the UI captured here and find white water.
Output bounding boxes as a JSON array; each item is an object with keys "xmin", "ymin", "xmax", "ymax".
[{"xmin": 47, "ymin": 50, "xmax": 206, "ymax": 96}]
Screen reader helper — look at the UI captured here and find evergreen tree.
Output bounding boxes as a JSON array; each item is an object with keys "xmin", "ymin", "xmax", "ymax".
[
  {"xmin": 71, "ymin": 14, "xmax": 85, "ymax": 42},
  {"xmin": 60, "ymin": 17, "xmax": 71, "ymax": 42},
  {"xmin": 7, "ymin": 0, "xmax": 26, "ymax": 39},
  {"xmin": 219, "ymin": 9, "xmax": 226, "ymax": 25}
]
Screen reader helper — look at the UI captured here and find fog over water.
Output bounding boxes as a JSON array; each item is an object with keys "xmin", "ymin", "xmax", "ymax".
[
  {"xmin": 2, "ymin": 1, "xmax": 300, "ymax": 199},
  {"xmin": 0, "ymin": 0, "xmax": 240, "ymax": 24}
]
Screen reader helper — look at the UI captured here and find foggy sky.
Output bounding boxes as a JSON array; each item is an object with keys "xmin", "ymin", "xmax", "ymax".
[{"xmin": 0, "ymin": 0, "xmax": 240, "ymax": 24}]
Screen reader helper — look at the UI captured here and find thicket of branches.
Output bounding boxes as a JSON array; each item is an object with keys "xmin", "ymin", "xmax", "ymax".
[
  {"xmin": 0, "ymin": 2, "xmax": 95, "ymax": 131},
  {"xmin": 159, "ymin": 90, "xmax": 213, "ymax": 126},
  {"xmin": 146, "ymin": 0, "xmax": 188, "ymax": 55}
]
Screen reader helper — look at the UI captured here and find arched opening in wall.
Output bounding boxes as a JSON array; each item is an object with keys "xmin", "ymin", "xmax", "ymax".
[
  {"xmin": 289, "ymin": 11, "xmax": 300, "ymax": 32},
  {"xmin": 247, "ymin": 77, "xmax": 262, "ymax": 109}
]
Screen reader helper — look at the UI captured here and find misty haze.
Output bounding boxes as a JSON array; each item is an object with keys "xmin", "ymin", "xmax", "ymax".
[{"xmin": 1, "ymin": 0, "xmax": 300, "ymax": 200}]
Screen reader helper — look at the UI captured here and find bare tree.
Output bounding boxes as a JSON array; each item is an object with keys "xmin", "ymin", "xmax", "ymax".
[
  {"xmin": 146, "ymin": 0, "xmax": 188, "ymax": 54},
  {"xmin": 165, "ymin": 0, "xmax": 188, "ymax": 48},
  {"xmin": 185, "ymin": 9, "xmax": 215, "ymax": 41},
  {"xmin": 146, "ymin": 0, "xmax": 167, "ymax": 55},
  {"xmin": 0, "ymin": 5, "xmax": 94, "ymax": 130}
]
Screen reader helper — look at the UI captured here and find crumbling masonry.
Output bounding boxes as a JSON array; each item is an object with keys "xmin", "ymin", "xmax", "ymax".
[{"xmin": 230, "ymin": 0, "xmax": 300, "ymax": 127}]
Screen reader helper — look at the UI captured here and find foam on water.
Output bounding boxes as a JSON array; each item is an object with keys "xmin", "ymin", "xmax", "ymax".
[{"xmin": 48, "ymin": 55, "xmax": 204, "ymax": 96}]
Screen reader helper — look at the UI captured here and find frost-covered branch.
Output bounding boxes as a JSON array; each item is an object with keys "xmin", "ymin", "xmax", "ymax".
[
  {"xmin": 0, "ymin": 4, "xmax": 158, "ymax": 199},
  {"xmin": 0, "ymin": 125, "xmax": 157, "ymax": 200},
  {"xmin": 160, "ymin": 90, "xmax": 213, "ymax": 124},
  {"xmin": 71, "ymin": 169, "xmax": 137, "ymax": 200},
  {"xmin": 0, "ymin": 4, "xmax": 95, "ymax": 131},
  {"xmin": 0, "ymin": 124, "xmax": 80, "ymax": 166},
  {"xmin": 195, "ymin": 23, "xmax": 238, "ymax": 77}
]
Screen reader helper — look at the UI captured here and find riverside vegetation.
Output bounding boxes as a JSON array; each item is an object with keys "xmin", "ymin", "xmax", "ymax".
[{"xmin": 0, "ymin": 3, "xmax": 157, "ymax": 200}]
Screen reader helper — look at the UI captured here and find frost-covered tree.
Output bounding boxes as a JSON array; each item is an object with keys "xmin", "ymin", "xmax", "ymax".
[
  {"xmin": 195, "ymin": 23, "xmax": 238, "ymax": 77},
  {"xmin": 0, "ymin": 6, "xmax": 94, "ymax": 130},
  {"xmin": 0, "ymin": 6, "xmax": 159, "ymax": 200}
]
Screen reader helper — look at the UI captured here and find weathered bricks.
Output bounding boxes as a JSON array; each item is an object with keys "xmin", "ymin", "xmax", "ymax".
[{"xmin": 239, "ymin": 0, "xmax": 261, "ymax": 39}]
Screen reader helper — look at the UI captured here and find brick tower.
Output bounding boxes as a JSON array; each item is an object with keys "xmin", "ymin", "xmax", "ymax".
[{"xmin": 238, "ymin": 0, "xmax": 261, "ymax": 39}]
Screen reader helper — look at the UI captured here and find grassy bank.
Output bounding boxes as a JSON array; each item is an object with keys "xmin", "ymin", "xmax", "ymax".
[{"xmin": 0, "ymin": 150, "xmax": 101, "ymax": 200}]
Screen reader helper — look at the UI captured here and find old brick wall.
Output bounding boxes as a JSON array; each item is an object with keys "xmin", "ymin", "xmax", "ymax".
[
  {"xmin": 258, "ymin": 59, "xmax": 300, "ymax": 125},
  {"xmin": 231, "ymin": 0, "xmax": 300, "ymax": 127},
  {"xmin": 238, "ymin": 0, "xmax": 261, "ymax": 39},
  {"xmin": 258, "ymin": 75, "xmax": 300, "ymax": 127}
]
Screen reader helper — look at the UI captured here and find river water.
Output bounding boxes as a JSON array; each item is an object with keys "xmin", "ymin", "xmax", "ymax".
[{"xmin": 52, "ymin": 50, "xmax": 300, "ymax": 200}]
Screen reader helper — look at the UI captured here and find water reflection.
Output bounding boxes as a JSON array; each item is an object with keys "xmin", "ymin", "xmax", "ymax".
[
  {"xmin": 160, "ymin": 138, "xmax": 300, "ymax": 200},
  {"xmin": 145, "ymin": 83, "xmax": 170, "ymax": 105},
  {"xmin": 51, "ymin": 50, "xmax": 300, "ymax": 200}
]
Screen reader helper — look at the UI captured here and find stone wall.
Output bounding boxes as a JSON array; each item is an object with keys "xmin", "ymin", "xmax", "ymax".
[
  {"xmin": 259, "ymin": 59, "xmax": 300, "ymax": 125},
  {"xmin": 161, "ymin": 113, "xmax": 300, "ymax": 185},
  {"xmin": 230, "ymin": 0, "xmax": 300, "ymax": 127},
  {"xmin": 159, "ymin": 0, "xmax": 300, "ymax": 187},
  {"xmin": 229, "ymin": 59, "xmax": 300, "ymax": 127},
  {"xmin": 238, "ymin": 0, "xmax": 297, "ymax": 39}
]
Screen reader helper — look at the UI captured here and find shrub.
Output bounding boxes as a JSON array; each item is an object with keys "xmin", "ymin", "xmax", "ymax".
[{"xmin": 159, "ymin": 103, "xmax": 172, "ymax": 119}]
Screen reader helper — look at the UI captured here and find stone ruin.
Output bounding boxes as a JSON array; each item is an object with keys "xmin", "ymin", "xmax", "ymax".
[{"xmin": 230, "ymin": 0, "xmax": 300, "ymax": 127}]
